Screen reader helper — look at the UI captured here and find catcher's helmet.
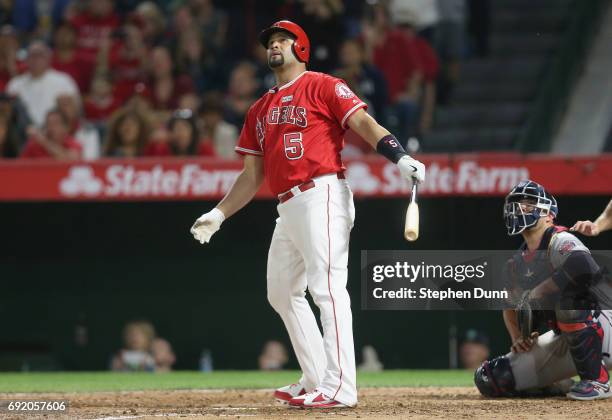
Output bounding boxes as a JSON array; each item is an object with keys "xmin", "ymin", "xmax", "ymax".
[
  {"xmin": 503, "ymin": 180, "xmax": 558, "ymax": 236},
  {"xmin": 259, "ymin": 20, "xmax": 310, "ymax": 63}
]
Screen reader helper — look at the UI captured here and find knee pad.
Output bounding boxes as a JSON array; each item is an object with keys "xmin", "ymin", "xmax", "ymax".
[
  {"xmin": 474, "ymin": 356, "xmax": 517, "ymax": 397},
  {"xmin": 556, "ymin": 311, "xmax": 608, "ymax": 382}
]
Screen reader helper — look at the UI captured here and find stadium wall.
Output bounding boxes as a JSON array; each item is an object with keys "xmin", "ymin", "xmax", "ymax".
[{"xmin": 1, "ymin": 195, "xmax": 610, "ymax": 371}]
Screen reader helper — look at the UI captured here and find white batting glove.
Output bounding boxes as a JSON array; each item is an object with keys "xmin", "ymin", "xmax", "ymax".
[
  {"xmin": 397, "ymin": 155, "xmax": 426, "ymax": 184},
  {"xmin": 190, "ymin": 208, "xmax": 225, "ymax": 244}
]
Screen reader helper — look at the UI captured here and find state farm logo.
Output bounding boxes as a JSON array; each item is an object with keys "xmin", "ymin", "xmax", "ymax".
[
  {"xmin": 346, "ymin": 160, "xmax": 530, "ymax": 195},
  {"xmin": 345, "ymin": 162, "xmax": 380, "ymax": 193},
  {"xmin": 60, "ymin": 166, "xmax": 103, "ymax": 196},
  {"xmin": 58, "ymin": 164, "xmax": 241, "ymax": 198}
]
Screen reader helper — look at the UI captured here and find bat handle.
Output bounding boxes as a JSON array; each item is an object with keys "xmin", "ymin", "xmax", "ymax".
[{"xmin": 410, "ymin": 179, "xmax": 418, "ymax": 203}]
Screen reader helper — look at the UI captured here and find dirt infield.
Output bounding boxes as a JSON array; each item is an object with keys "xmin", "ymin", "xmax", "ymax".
[{"xmin": 3, "ymin": 387, "xmax": 612, "ymax": 419}]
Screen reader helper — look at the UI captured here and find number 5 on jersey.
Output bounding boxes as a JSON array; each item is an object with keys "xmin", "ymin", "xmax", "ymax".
[{"xmin": 284, "ymin": 132, "xmax": 304, "ymax": 160}]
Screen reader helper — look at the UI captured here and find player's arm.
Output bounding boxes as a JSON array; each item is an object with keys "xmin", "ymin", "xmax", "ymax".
[
  {"xmin": 503, "ymin": 309, "xmax": 537, "ymax": 353},
  {"xmin": 190, "ymin": 155, "xmax": 264, "ymax": 244},
  {"xmin": 217, "ymin": 155, "xmax": 264, "ymax": 218},
  {"xmin": 346, "ymin": 108, "xmax": 425, "ymax": 183},
  {"xmin": 547, "ymin": 233, "xmax": 600, "ymax": 293},
  {"xmin": 571, "ymin": 199, "xmax": 612, "ymax": 236}
]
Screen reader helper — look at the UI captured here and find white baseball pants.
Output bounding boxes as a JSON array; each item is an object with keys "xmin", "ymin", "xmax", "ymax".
[{"xmin": 267, "ymin": 173, "xmax": 357, "ymax": 406}]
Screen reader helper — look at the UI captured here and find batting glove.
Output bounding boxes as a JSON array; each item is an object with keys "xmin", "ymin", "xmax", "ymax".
[
  {"xmin": 397, "ymin": 155, "xmax": 426, "ymax": 184},
  {"xmin": 190, "ymin": 208, "xmax": 225, "ymax": 244}
]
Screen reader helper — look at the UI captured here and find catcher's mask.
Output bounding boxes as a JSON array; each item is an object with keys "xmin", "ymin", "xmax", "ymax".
[{"xmin": 503, "ymin": 180, "xmax": 558, "ymax": 236}]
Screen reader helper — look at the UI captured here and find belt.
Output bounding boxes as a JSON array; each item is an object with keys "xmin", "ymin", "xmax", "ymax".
[{"xmin": 278, "ymin": 172, "xmax": 345, "ymax": 204}]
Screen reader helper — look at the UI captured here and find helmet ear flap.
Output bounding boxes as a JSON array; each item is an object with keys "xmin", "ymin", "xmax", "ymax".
[{"xmin": 259, "ymin": 20, "xmax": 310, "ymax": 63}]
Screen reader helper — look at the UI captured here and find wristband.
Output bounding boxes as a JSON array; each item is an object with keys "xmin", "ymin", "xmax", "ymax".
[{"xmin": 376, "ymin": 135, "xmax": 408, "ymax": 164}]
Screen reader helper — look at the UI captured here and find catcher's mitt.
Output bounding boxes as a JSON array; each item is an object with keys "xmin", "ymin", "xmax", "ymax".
[{"xmin": 516, "ymin": 290, "xmax": 534, "ymax": 339}]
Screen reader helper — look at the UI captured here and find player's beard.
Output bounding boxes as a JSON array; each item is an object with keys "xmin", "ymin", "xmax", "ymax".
[{"xmin": 268, "ymin": 53, "xmax": 284, "ymax": 68}]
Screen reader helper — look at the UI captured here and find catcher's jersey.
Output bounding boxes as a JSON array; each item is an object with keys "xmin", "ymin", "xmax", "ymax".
[
  {"xmin": 507, "ymin": 226, "xmax": 589, "ymax": 292},
  {"xmin": 235, "ymin": 71, "xmax": 367, "ymax": 195}
]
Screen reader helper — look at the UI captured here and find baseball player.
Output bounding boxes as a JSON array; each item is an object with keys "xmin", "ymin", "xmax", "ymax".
[
  {"xmin": 475, "ymin": 180, "xmax": 612, "ymax": 400},
  {"xmin": 571, "ymin": 199, "xmax": 612, "ymax": 237},
  {"xmin": 190, "ymin": 20, "xmax": 425, "ymax": 408}
]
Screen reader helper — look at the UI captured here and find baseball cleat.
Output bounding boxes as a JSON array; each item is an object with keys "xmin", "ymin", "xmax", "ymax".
[
  {"xmin": 274, "ymin": 383, "xmax": 306, "ymax": 404},
  {"xmin": 566, "ymin": 379, "xmax": 612, "ymax": 400},
  {"xmin": 289, "ymin": 389, "xmax": 351, "ymax": 408}
]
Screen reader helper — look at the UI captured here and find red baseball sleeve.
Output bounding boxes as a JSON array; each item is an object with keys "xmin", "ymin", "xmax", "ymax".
[
  {"xmin": 321, "ymin": 77, "xmax": 368, "ymax": 129},
  {"xmin": 235, "ymin": 105, "xmax": 264, "ymax": 157}
]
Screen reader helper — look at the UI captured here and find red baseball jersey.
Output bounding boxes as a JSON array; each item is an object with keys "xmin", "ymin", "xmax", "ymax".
[{"xmin": 235, "ymin": 71, "xmax": 367, "ymax": 195}]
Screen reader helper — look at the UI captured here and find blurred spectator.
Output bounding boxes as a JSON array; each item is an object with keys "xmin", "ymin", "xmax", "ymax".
[
  {"xmin": 125, "ymin": 82, "xmax": 155, "ymax": 114},
  {"xmin": 435, "ymin": 0, "xmax": 466, "ymax": 104},
  {"xmin": 0, "ymin": 1, "xmax": 11, "ymax": 27},
  {"xmin": 9, "ymin": 0, "xmax": 38, "ymax": 36},
  {"xmin": 251, "ymin": 43, "xmax": 276, "ymax": 95},
  {"xmin": 51, "ymin": 0, "xmax": 74, "ymax": 27},
  {"xmin": 258, "ymin": 340, "xmax": 288, "ymax": 370},
  {"xmin": 358, "ymin": 345, "xmax": 383, "ymax": 372},
  {"xmin": 189, "ymin": 0, "xmax": 228, "ymax": 53},
  {"xmin": 57, "ymin": 94, "xmax": 100, "ymax": 160},
  {"xmin": 148, "ymin": 46, "xmax": 194, "ymax": 112},
  {"xmin": 105, "ymin": 20, "xmax": 149, "ymax": 102},
  {"xmin": 198, "ymin": 93, "xmax": 238, "ymax": 159},
  {"xmin": 7, "ymin": 41, "xmax": 79, "ymax": 127},
  {"xmin": 177, "ymin": 93, "xmax": 200, "ymax": 112},
  {"xmin": 0, "ymin": 111, "xmax": 17, "ymax": 158},
  {"xmin": 103, "ymin": 107, "xmax": 151, "ymax": 157},
  {"xmin": 459, "ymin": 329, "xmax": 490, "ymax": 369},
  {"xmin": 150, "ymin": 337, "xmax": 176, "ymax": 372},
  {"xmin": 20, "ymin": 109, "xmax": 82, "ymax": 159},
  {"xmin": 169, "ymin": 4, "xmax": 194, "ymax": 39},
  {"xmin": 364, "ymin": 6, "xmax": 422, "ymax": 144},
  {"xmin": 175, "ymin": 25, "xmax": 222, "ymax": 93},
  {"xmin": 134, "ymin": 1, "xmax": 167, "ymax": 47},
  {"xmin": 394, "ymin": 14, "xmax": 439, "ymax": 135},
  {"xmin": 224, "ymin": 61, "xmax": 258, "ymax": 128},
  {"xmin": 111, "ymin": 320, "xmax": 156, "ymax": 372},
  {"xmin": 343, "ymin": 0, "xmax": 367, "ymax": 38},
  {"xmin": 296, "ymin": 0, "xmax": 344, "ymax": 73},
  {"xmin": 51, "ymin": 22, "xmax": 95, "ymax": 93},
  {"xmin": 69, "ymin": 0, "xmax": 121, "ymax": 61},
  {"xmin": 0, "ymin": 93, "xmax": 30, "ymax": 149},
  {"xmin": 145, "ymin": 108, "xmax": 203, "ymax": 156},
  {"xmin": 84, "ymin": 75, "xmax": 121, "ymax": 124},
  {"xmin": 0, "ymin": 25, "xmax": 26, "ymax": 92},
  {"xmin": 390, "ymin": 0, "xmax": 440, "ymax": 42},
  {"xmin": 334, "ymin": 39, "xmax": 388, "ymax": 120}
]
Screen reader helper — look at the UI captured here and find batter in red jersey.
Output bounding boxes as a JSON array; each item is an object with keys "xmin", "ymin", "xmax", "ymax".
[{"xmin": 191, "ymin": 21, "xmax": 425, "ymax": 408}]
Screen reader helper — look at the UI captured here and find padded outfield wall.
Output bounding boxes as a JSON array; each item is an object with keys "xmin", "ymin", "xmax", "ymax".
[{"xmin": 1, "ymin": 194, "xmax": 610, "ymax": 371}]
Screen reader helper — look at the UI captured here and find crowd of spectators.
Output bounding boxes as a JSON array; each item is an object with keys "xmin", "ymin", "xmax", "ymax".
[{"xmin": 0, "ymin": 0, "xmax": 489, "ymax": 161}]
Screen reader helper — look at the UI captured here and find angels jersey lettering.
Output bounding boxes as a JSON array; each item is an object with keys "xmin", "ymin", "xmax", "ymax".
[{"xmin": 235, "ymin": 71, "xmax": 367, "ymax": 194}]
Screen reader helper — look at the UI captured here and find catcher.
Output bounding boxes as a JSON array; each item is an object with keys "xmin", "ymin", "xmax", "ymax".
[{"xmin": 475, "ymin": 180, "xmax": 612, "ymax": 400}]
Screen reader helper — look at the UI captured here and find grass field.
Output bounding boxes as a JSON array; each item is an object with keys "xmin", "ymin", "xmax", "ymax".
[
  {"xmin": 0, "ymin": 369, "xmax": 473, "ymax": 393},
  {"xmin": 2, "ymin": 370, "xmax": 612, "ymax": 419}
]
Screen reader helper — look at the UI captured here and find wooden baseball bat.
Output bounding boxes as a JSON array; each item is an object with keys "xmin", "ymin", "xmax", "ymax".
[{"xmin": 404, "ymin": 181, "xmax": 419, "ymax": 241}]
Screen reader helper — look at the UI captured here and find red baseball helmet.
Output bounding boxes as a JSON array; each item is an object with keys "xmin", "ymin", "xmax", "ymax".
[{"xmin": 258, "ymin": 20, "xmax": 310, "ymax": 64}]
